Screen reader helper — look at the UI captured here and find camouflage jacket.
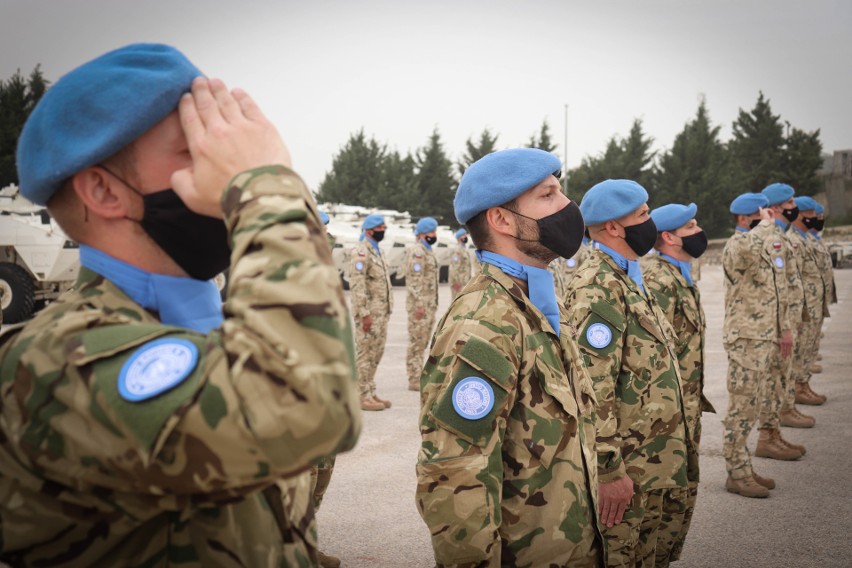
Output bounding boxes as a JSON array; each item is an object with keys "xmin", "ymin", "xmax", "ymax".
[
  {"xmin": 0, "ymin": 166, "xmax": 361, "ymax": 567},
  {"xmin": 448, "ymin": 244, "xmax": 473, "ymax": 292},
  {"xmin": 809, "ymin": 234, "xmax": 837, "ymax": 305},
  {"xmin": 564, "ymin": 249, "xmax": 690, "ymax": 491},
  {"xmin": 722, "ymin": 221, "xmax": 793, "ymax": 343},
  {"xmin": 349, "ymin": 239, "xmax": 393, "ymax": 320},
  {"xmin": 642, "ymin": 256, "xmax": 715, "ymax": 473},
  {"xmin": 405, "ymin": 240, "xmax": 439, "ymax": 310},
  {"xmin": 773, "ymin": 222, "xmax": 806, "ymax": 325},
  {"xmin": 548, "ymin": 259, "xmax": 568, "ymax": 300},
  {"xmin": 788, "ymin": 227, "xmax": 828, "ymax": 319},
  {"xmin": 416, "ymin": 263, "xmax": 602, "ymax": 568}
]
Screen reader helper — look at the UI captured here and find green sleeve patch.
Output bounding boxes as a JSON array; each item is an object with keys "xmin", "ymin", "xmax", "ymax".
[{"xmin": 457, "ymin": 335, "xmax": 513, "ymax": 388}]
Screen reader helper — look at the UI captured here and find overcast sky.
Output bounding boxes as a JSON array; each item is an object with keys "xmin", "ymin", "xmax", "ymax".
[{"xmin": 2, "ymin": 0, "xmax": 850, "ymax": 195}]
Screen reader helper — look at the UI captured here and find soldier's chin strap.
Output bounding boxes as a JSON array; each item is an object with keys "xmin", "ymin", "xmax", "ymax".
[
  {"xmin": 475, "ymin": 250, "xmax": 560, "ymax": 337},
  {"xmin": 80, "ymin": 245, "xmax": 224, "ymax": 333}
]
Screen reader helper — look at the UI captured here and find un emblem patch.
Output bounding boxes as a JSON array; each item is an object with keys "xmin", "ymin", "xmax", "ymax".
[
  {"xmin": 118, "ymin": 338, "xmax": 199, "ymax": 402},
  {"xmin": 452, "ymin": 377, "xmax": 495, "ymax": 420},
  {"xmin": 586, "ymin": 322, "xmax": 613, "ymax": 349},
  {"xmin": 774, "ymin": 257, "xmax": 785, "ymax": 268}
]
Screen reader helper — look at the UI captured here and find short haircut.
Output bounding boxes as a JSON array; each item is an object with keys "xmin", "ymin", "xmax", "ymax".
[{"xmin": 465, "ymin": 197, "xmax": 518, "ymax": 251}]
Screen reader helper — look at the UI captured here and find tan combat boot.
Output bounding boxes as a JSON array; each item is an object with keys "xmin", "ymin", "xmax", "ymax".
[
  {"xmin": 777, "ymin": 430, "xmax": 806, "ymax": 456},
  {"xmin": 408, "ymin": 380, "xmax": 420, "ymax": 391},
  {"xmin": 780, "ymin": 408, "xmax": 815, "ymax": 428},
  {"xmin": 755, "ymin": 428, "xmax": 802, "ymax": 461},
  {"xmin": 816, "ymin": 353, "xmax": 823, "ymax": 361},
  {"xmin": 752, "ymin": 472, "xmax": 776, "ymax": 490},
  {"xmin": 810, "ymin": 362, "xmax": 823, "ymax": 374},
  {"xmin": 794, "ymin": 382, "xmax": 824, "ymax": 406},
  {"xmin": 373, "ymin": 394, "xmax": 392, "ymax": 408},
  {"xmin": 317, "ymin": 550, "xmax": 341, "ymax": 568},
  {"xmin": 726, "ymin": 475, "xmax": 769, "ymax": 498},
  {"xmin": 360, "ymin": 398, "xmax": 385, "ymax": 411},
  {"xmin": 804, "ymin": 382, "xmax": 826, "ymax": 403}
]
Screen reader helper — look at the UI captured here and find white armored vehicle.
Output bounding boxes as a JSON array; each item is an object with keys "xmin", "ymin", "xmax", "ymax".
[{"xmin": 0, "ymin": 185, "xmax": 80, "ymax": 323}]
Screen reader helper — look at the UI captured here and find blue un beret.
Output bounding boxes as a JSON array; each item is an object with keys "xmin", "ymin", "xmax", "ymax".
[
  {"xmin": 17, "ymin": 43, "xmax": 202, "ymax": 205},
  {"xmin": 814, "ymin": 202, "xmax": 825, "ymax": 215},
  {"xmin": 363, "ymin": 214, "xmax": 385, "ymax": 230},
  {"xmin": 580, "ymin": 179, "xmax": 648, "ymax": 225},
  {"xmin": 650, "ymin": 203, "xmax": 698, "ymax": 232},
  {"xmin": 761, "ymin": 183, "xmax": 795, "ymax": 206},
  {"xmin": 794, "ymin": 196, "xmax": 818, "ymax": 212},
  {"xmin": 454, "ymin": 228, "xmax": 468, "ymax": 239},
  {"xmin": 415, "ymin": 217, "xmax": 438, "ymax": 235},
  {"xmin": 454, "ymin": 148, "xmax": 561, "ymax": 224},
  {"xmin": 320, "ymin": 211, "xmax": 330, "ymax": 225},
  {"xmin": 730, "ymin": 192, "xmax": 769, "ymax": 215}
]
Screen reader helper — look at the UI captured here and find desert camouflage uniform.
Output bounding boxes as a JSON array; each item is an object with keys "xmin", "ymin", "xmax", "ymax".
[
  {"xmin": 756, "ymin": 222, "xmax": 804, "ymax": 429},
  {"xmin": 786, "ymin": 228, "xmax": 827, "ymax": 404},
  {"xmin": 416, "ymin": 262, "xmax": 603, "ymax": 567},
  {"xmin": 721, "ymin": 221, "xmax": 793, "ymax": 480},
  {"xmin": 349, "ymin": 239, "xmax": 393, "ymax": 400},
  {"xmin": 809, "ymin": 234, "xmax": 836, "ymax": 359},
  {"xmin": 565, "ymin": 248, "xmax": 690, "ymax": 568},
  {"xmin": 549, "ymin": 258, "xmax": 568, "ymax": 299},
  {"xmin": 448, "ymin": 243, "xmax": 473, "ymax": 300},
  {"xmin": 0, "ymin": 166, "xmax": 361, "ymax": 567},
  {"xmin": 405, "ymin": 240, "xmax": 439, "ymax": 385},
  {"xmin": 643, "ymin": 255, "xmax": 716, "ymax": 565}
]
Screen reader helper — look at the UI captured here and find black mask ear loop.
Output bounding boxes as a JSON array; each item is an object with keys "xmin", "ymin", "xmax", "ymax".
[{"xmin": 98, "ymin": 164, "xmax": 146, "ymax": 224}]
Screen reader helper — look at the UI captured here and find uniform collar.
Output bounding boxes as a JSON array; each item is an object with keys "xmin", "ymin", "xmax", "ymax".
[
  {"xmin": 659, "ymin": 253, "xmax": 693, "ymax": 286},
  {"xmin": 592, "ymin": 241, "xmax": 645, "ymax": 293}
]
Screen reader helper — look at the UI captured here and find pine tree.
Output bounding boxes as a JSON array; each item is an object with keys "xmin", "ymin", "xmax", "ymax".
[
  {"xmin": 316, "ymin": 129, "xmax": 386, "ymax": 205},
  {"xmin": 377, "ymin": 149, "xmax": 418, "ymax": 212},
  {"xmin": 413, "ymin": 128, "xmax": 456, "ymax": 223},
  {"xmin": 526, "ymin": 120, "xmax": 557, "ymax": 152},
  {"xmin": 783, "ymin": 126, "xmax": 823, "ymax": 196},
  {"xmin": 728, "ymin": 92, "xmax": 786, "ymax": 193},
  {"xmin": 0, "ymin": 65, "xmax": 49, "ymax": 186},
  {"xmin": 458, "ymin": 128, "xmax": 499, "ymax": 177}
]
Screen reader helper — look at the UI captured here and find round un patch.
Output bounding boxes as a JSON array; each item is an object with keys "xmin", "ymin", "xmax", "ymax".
[
  {"xmin": 118, "ymin": 338, "xmax": 199, "ymax": 402},
  {"xmin": 567, "ymin": 258, "xmax": 576, "ymax": 267},
  {"xmin": 413, "ymin": 263, "xmax": 422, "ymax": 272},
  {"xmin": 586, "ymin": 322, "xmax": 612, "ymax": 349},
  {"xmin": 355, "ymin": 261, "xmax": 365, "ymax": 271},
  {"xmin": 452, "ymin": 377, "xmax": 495, "ymax": 420},
  {"xmin": 774, "ymin": 257, "xmax": 785, "ymax": 268}
]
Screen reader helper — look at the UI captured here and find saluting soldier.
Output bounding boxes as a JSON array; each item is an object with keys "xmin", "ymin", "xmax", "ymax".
[
  {"xmin": 416, "ymin": 148, "xmax": 602, "ymax": 567},
  {"xmin": 349, "ymin": 213, "xmax": 394, "ymax": 411},
  {"xmin": 448, "ymin": 227, "xmax": 473, "ymax": 299},
  {"xmin": 405, "ymin": 217, "xmax": 439, "ymax": 391},
  {"xmin": 808, "ymin": 201, "xmax": 836, "ymax": 369},
  {"xmin": 0, "ymin": 44, "xmax": 360, "ymax": 566},
  {"xmin": 565, "ymin": 179, "xmax": 691, "ymax": 567},
  {"xmin": 643, "ymin": 203, "xmax": 716, "ymax": 565}
]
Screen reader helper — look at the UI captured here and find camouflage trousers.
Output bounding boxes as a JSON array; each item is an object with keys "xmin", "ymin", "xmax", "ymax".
[
  {"xmin": 723, "ymin": 339, "xmax": 789, "ymax": 477},
  {"xmin": 602, "ymin": 487, "xmax": 682, "ymax": 567},
  {"xmin": 654, "ymin": 483, "xmax": 696, "ymax": 567},
  {"xmin": 310, "ymin": 456, "xmax": 336, "ymax": 511},
  {"xmin": 406, "ymin": 304, "xmax": 436, "ymax": 383},
  {"xmin": 355, "ymin": 311, "xmax": 390, "ymax": 399},
  {"xmin": 789, "ymin": 307, "xmax": 823, "ymax": 397},
  {"xmin": 758, "ymin": 334, "xmax": 794, "ymax": 431}
]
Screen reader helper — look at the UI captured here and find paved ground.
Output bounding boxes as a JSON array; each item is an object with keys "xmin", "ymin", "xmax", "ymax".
[{"xmin": 317, "ymin": 265, "xmax": 852, "ymax": 567}]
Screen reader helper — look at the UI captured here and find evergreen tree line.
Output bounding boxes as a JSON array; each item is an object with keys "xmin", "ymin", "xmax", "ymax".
[
  {"xmin": 0, "ymin": 66, "xmax": 48, "ymax": 188},
  {"xmin": 318, "ymin": 93, "xmax": 823, "ymax": 237}
]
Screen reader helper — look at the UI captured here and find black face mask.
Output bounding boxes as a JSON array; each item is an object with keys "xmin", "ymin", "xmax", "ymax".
[
  {"xmin": 620, "ymin": 217, "xmax": 658, "ymax": 257},
  {"xmin": 370, "ymin": 230, "xmax": 385, "ymax": 242},
  {"xmin": 460, "ymin": 237, "xmax": 468, "ymax": 245},
  {"xmin": 813, "ymin": 218, "xmax": 825, "ymax": 231},
  {"xmin": 749, "ymin": 218, "xmax": 762, "ymax": 230},
  {"xmin": 424, "ymin": 236, "xmax": 437, "ymax": 245},
  {"xmin": 801, "ymin": 217, "xmax": 819, "ymax": 231},
  {"xmin": 679, "ymin": 230, "xmax": 708, "ymax": 258},
  {"xmin": 510, "ymin": 201, "xmax": 585, "ymax": 260},
  {"xmin": 105, "ymin": 167, "xmax": 231, "ymax": 280},
  {"xmin": 782, "ymin": 206, "xmax": 799, "ymax": 223}
]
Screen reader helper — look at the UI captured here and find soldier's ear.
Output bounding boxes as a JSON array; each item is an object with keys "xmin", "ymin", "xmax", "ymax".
[
  {"xmin": 486, "ymin": 207, "xmax": 516, "ymax": 238},
  {"xmin": 71, "ymin": 166, "xmax": 133, "ymax": 220}
]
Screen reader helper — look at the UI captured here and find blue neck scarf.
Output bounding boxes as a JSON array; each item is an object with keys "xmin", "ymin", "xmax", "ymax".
[
  {"xmin": 365, "ymin": 235, "xmax": 381, "ymax": 255},
  {"xmin": 419, "ymin": 238, "xmax": 433, "ymax": 252},
  {"xmin": 593, "ymin": 241, "xmax": 645, "ymax": 293},
  {"xmin": 792, "ymin": 225, "xmax": 808, "ymax": 239},
  {"xmin": 659, "ymin": 253, "xmax": 694, "ymax": 286},
  {"xmin": 735, "ymin": 226, "xmax": 749, "ymax": 233},
  {"xmin": 775, "ymin": 218, "xmax": 788, "ymax": 230},
  {"xmin": 810, "ymin": 231, "xmax": 821, "ymax": 240},
  {"xmin": 80, "ymin": 245, "xmax": 223, "ymax": 333},
  {"xmin": 476, "ymin": 250, "xmax": 560, "ymax": 336}
]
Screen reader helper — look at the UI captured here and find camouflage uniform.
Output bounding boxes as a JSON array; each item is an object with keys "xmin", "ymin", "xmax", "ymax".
[
  {"xmin": 405, "ymin": 240, "xmax": 439, "ymax": 385},
  {"xmin": 809, "ymin": 234, "xmax": 836, "ymax": 359},
  {"xmin": 565, "ymin": 248, "xmax": 690, "ymax": 568},
  {"xmin": 549, "ymin": 258, "xmax": 568, "ymax": 300},
  {"xmin": 643, "ymin": 255, "xmax": 716, "ymax": 564},
  {"xmin": 721, "ymin": 221, "xmax": 794, "ymax": 479},
  {"xmin": 448, "ymin": 243, "xmax": 473, "ymax": 299},
  {"xmin": 349, "ymin": 239, "xmax": 393, "ymax": 400},
  {"xmin": 756, "ymin": 223, "xmax": 804, "ymax": 429},
  {"xmin": 416, "ymin": 262, "xmax": 603, "ymax": 567},
  {"xmin": 0, "ymin": 167, "xmax": 361, "ymax": 566}
]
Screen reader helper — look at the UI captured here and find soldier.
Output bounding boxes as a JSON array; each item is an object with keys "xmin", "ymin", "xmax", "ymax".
[
  {"xmin": 644, "ymin": 203, "xmax": 716, "ymax": 565},
  {"xmin": 756, "ymin": 184, "xmax": 812, "ymax": 440},
  {"xmin": 0, "ymin": 44, "xmax": 361, "ymax": 566},
  {"xmin": 405, "ymin": 216, "xmax": 439, "ymax": 391},
  {"xmin": 809, "ymin": 201, "xmax": 836, "ymax": 370},
  {"xmin": 721, "ymin": 193, "xmax": 798, "ymax": 499},
  {"xmin": 349, "ymin": 213, "xmax": 394, "ymax": 411},
  {"xmin": 785, "ymin": 196, "xmax": 829, "ymax": 407},
  {"xmin": 448, "ymin": 227, "xmax": 473, "ymax": 299},
  {"xmin": 416, "ymin": 148, "xmax": 601, "ymax": 567},
  {"xmin": 564, "ymin": 179, "xmax": 690, "ymax": 567}
]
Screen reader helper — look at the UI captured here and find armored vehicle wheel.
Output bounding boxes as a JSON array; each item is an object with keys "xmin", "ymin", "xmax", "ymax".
[{"xmin": 0, "ymin": 262, "xmax": 36, "ymax": 324}]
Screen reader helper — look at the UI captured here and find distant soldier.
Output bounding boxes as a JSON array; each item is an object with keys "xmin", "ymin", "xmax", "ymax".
[
  {"xmin": 416, "ymin": 148, "xmax": 601, "ymax": 566},
  {"xmin": 809, "ymin": 201, "xmax": 836, "ymax": 370},
  {"xmin": 786, "ymin": 196, "xmax": 829, "ymax": 407},
  {"xmin": 448, "ymin": 227, "xmax": 473, "ymax": 298},
  {"xmin": 565, "ymin": 179, "xmax": 690, "ymax": 567},
  {"xmin": 349, "ymin": 214, "xmax": 394, "ymax": 411},
  {"xmin": 321, "ymin": 210, "xmax": 335, "ymax": 247},
  {"xmin": 722, "ymin": 193, "xmax": 797, "ymax": 500},
  {"xmin": 405, "ymin": 217, "xmax": 439, "ymax": 391},
  {"xmin": 644, "ymin": 203, "xmax": 716, "ymax": 564}
]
